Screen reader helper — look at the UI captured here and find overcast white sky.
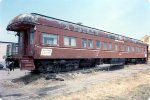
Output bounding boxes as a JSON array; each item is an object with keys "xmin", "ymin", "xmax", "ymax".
[{"xmin": 0, "ymin": 0, "xmax": 150, "ymax": 42}]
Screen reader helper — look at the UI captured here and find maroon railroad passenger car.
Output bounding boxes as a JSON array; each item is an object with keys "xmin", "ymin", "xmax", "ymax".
[{"xmin": 6, "ymin": 13, "xmax": 148, "ymax": 72}]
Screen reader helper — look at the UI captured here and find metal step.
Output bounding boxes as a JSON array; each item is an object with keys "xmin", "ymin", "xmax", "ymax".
[{"xmin": 20, "ymin": 56, "xmax": 35, "ymax": 70}]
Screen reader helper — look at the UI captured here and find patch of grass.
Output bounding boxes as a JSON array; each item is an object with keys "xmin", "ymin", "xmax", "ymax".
[
  {"xmin": 127, "ymin": 84, "xmax": 150, "ymax": 100},
  {"xmin": 101, "ymin": 96, "xmax": 126, "ymax": 100},
  {"xmin": 103, "ymin": 84, "xmax": 150, "ymax": 100}
]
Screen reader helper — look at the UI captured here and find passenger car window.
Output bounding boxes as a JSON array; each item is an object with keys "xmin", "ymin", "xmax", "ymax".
[
  {"xmin": 64, "ymin": 36, "xmax": 76, "ymax": 46},
  {"xmin": 88, "ymin": 39, "xmax": 93, "ymax": 48},
  {"xmin": 96, "ymin": 40, "xmax": 100, "ymax": 49},
  {"xmin": 129, "ymin": 46, "xmax": 132, "ymax": 52},
  {"xmin": 121, "ymin": 45, "xmax": 124, "ymax": 51},
  {"xmin": 103, "ymin": 42, "xmax": 107, "ymax": 50},
  {"xmin": 30, "ymin": 32, "xmax": 34, "ymax": 45},
  {"xmin": 82, "ymin": 38, "xmax": 87, "ymax": 48},
  {"xmin": 42, "ymin": 33, "xmax": 58, "ymax": 45},
  {"xmin": 19, "ymin": 32, "xmax": 23, "ymax": 53},
  {"xmin": 127, "ymin": 45, "xmax": 130, "ymax": 52},
  {"xmin": 115, "ymin": 44, "xmax": 119, "ymax": 51},
  {"xmin": 108, "ymin": 42, "xmax": 112, "ymax": 50}
]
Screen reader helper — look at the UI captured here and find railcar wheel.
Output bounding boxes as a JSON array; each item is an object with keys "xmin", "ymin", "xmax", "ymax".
[
  {"xmin": 65, "ymin": 65, "xmax": 71, "ymax": 71},
  {"xmin": 53, "ymin": 65, "xmax": 61, "ymax": 73}
]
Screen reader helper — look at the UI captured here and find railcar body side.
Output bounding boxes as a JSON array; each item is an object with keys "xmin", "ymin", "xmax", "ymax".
[{"xmin": 6, "ymin": 13, "xmax": 148, "ymax": 72}]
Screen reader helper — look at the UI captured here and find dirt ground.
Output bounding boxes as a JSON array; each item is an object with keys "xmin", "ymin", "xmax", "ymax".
[
  {"xmin": 0, "ymin": 63, "xmax": 150, "ymax": 100},
  {"xmin": 51, "ymin": 68, "xmax": 150, "ymax": 100}
]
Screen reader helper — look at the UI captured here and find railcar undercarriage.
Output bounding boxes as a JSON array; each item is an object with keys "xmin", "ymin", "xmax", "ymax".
[
  {"xmin": 5, "ymin": 57, "xmax": 147, "ymax": 73},
  {"xmin": 34, "ymin": 59, "xmax": 95, "ymax": 73},
  {"xmin": 30, "ymin": 58, "xmax": 146, "ymax": 73}
]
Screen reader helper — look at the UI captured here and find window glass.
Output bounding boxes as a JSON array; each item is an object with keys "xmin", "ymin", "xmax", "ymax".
[
  {"xmin": 12, "ymin": 43, "xmax": 18, "ymax": 54},
  {"xmin": 138, "ymin": 48, "xmax": 140, "ymax": 52},
  {"xmin": 121, "ymin": 44, "xmax": 124, "ymax": 51},
  {"xmin": 96, "ymin": 40, "xmax": 100, "ymax": 48},
  {"xmin": 71, "ymin": 37, "xmax": 76, "ymax": 46},
  {"xmin": 108, "ymin": 42, "xmax": 112, "ymax": 50},
  {"xmin": 64, "ymin": 36, "xmax": 76, "ymax": 46},
  {"xmin": 127, "ymin": 45, "xmax": 130, "ymax": 52},
  {"xmin": 139, "ymin": 48, "xmax": 142, "ymax": 52},
  {"xmin": 82, "ymin": 38, "xmax": 87, "ymax": 48},
  {"xmin": 29, "ymin": 28, "xmax": 34, "ymax": 45},
  {"xmin": 132, "ymin": 47, "xmax": 135, "ymax": 52},
  {"xmin": 64, "ymin": 36, "xmax": 69, "ymax": 46},
  {"xmin": 136, "ymin": 47, "xmax": 138, "ymax": 52},
  {"xmin": 115, "ymin": 44, "xmax": 119, "ymax": 51},
  {"xmin": 42, "ymin": 33, "xmax": 58, "ymax": 45},
  {"xmin": 30, "ymin": 32, "xmax": 34, "ymax": 45},
  {"xmin": 19, "ymin": 32, "xmax": 23, "ymax": 53},
  {"xmin": 124, "ymin": 45, "xmax": 126, "ymax": 52},
  {"xmin": 88, "ymin": 39, "xmax": 93, "ymax": 48},
  {"xmin": 6, "ymin": 45, "xmax": 10, "ymax": 56},
  {"xmin": 129, "ymin": 46, "xmax": 132, "ymax": 52},
  {"xmin": 103, "ymin": 42, "xmax": 107, "ymax": 50}
]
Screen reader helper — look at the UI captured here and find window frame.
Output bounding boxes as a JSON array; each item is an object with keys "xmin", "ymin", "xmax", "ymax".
[
  {"xmin": 96, "ymin": 40, "xmax": 100, "ymax": 49},
  {"xmin": 121, "ymin": 44, "xmax": 125, "ymax": 51},
  {"xmin": 64, "ymin": 36, "xmax": 76, "ymax": 47},
  {"xmin": 108, "ymin": 42, "xmax": 112, "ymax": 51},
  {"xmin": 127, "ymin": 45, "xmax": 130, "ymax": 52},
  {"xmin": 115, "ymin": 44, "xmax": 119, "ymax": 51},
  {"xmin": 42, "ymin": 33, "xmax": 59, "ymax": 46},
  {"xmin": 103, "ymin": 41, "xmax": 108, "ymax": 50},
  {"xmin": 82, "ymin": 38, "xmax": 87, "ymax": 48},
  {"xmin": 87, "ymin": 39, "xmax": 93, "ymax": 48}
]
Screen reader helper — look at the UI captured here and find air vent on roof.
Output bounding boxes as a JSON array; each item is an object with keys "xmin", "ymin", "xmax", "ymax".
[{"xmin": 76, "ymin": 22, "xmax": 82, "ymax": 25}]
